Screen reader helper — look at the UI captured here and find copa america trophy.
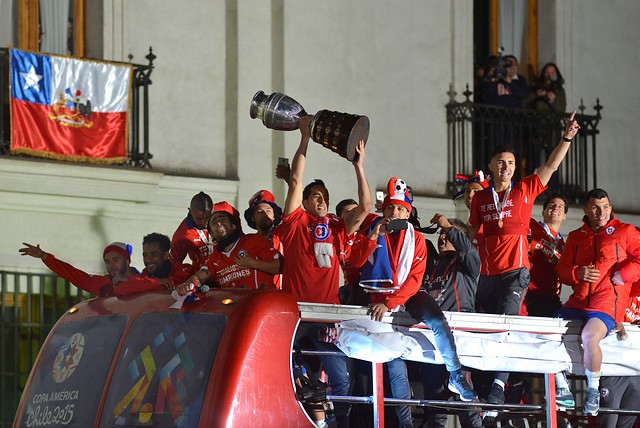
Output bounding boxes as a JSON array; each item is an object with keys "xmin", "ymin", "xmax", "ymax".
[{"xmin": 250, "ymin": 90, "xmax": 370, "ymax": 161}]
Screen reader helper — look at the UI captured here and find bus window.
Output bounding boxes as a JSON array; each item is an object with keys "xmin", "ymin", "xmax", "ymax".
[
  {"xmin": 19, "ymin": 314, "xmax": 127, "ymax": 428},
  {"xmin": 100, "ymin": 312, "xmax": 225, "ymax": 427}
]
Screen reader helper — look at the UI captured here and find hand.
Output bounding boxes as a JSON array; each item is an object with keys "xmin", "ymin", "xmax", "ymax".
[
  {"xmin": 299, "ymin": 115, "xmax": 313, "ymax": 140},
  {"xmin": 430, "ymin": 213, "xmax": 452, "ymax": 232},
  {"xmin": 611, "ymin": 271, "xmax": 624, "ymax": 286},
  {"xmin": 578, "ymin": 265, "xmax": 600, "ymax": 282},
  {"xmin": 563, "ymin": 111, "xmax": 580, "ymax": 140},
  {"xmin": 374, "ymin": 199, "xmax": 383, "ymax": 213},
  {"xmin": 546, "ymin": 91, "xmax": 556, "ymax": 103},
  {"xmin": 275, "ymin": 163, "xmax": 291, "ymax": 184},
  {"xmin": 613, "ymin": 322, "xmax": 628, "ymax": 340},
  {"xmin": 176, "ymin": 282, "xmax": 195, "ymax": 296},
  {"xmin": 352, "ymin": 139, "xmax": 366, "ymax": 168},
  {"xmin": 234, "ymin": 254, "xmax": 257, "ymax": 269},
  {"xmin": 369, "ymin": 218, "xmax": 391, "ymax": 240},
  {"xmin": 158, "ymin": 278, "xmax": 175, "ymax": 290},
  {"xmin": 536, "ymin": 89, "xmax": 547, "ymax": 97},
  {"xmin": 368, "ymin": 303, "xmax": 389, "ymax": 322},
  {"xmin": 19, "ymin": 243, "xmax": 48, "ymax": 260}
]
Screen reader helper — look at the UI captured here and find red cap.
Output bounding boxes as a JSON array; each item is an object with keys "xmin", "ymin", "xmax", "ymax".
[
  {"xmin": 244, "ymin": 190, "xmax": 283, "ymax": 230},
  {"xmin": 103, "ymin": 242, "xmax": 132, "ymax": 261},
  {"xmin": 212, "ymin": 201, "xmax": 242, "ymax": 230}
]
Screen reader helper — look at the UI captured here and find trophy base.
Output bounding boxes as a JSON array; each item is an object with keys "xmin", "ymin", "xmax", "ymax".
[{"xmin": 311, "ymin": 110, "xmax": 370, "ymax": 161}]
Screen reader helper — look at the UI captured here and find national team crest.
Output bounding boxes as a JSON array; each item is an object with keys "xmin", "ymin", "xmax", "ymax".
[
  {"xmin": 600, "ymin": 387, "xmax": 609, "ymax": 398},
  {"xmin": 314, "ymin": 223, "xmax": 330, "ymax": 240},
  {"xmin": 605, "ymin": 226, "xmax": 615, "ymax": 235},
  {"xmin": 238, "ymin": 250, "xmax": 247, "ymax": 257},
  {"xmin": 52, "ymin": 332, "xmax": 85, "ymax": 383}
]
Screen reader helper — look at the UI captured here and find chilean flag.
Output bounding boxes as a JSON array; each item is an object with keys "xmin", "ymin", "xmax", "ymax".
[{"xmin": 10, "ymin": 49, "xmax": 132, "ymax": 164}]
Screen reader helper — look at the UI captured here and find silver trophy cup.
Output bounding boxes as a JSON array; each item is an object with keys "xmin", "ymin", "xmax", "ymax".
[{"xmin": 250, "ymin": 90, "xmax": 370, "ymax": 161}]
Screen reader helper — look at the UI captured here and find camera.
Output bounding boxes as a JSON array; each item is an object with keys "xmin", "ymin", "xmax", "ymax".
[{"xmin": 493, "ymin": 47, "xmax": 513, "ymax": 82}]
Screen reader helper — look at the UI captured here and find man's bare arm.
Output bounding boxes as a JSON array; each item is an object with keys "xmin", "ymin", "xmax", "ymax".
[
  {"xmin": 344, "ymin": 140, "xmax": 373, "ymax": 235},
  {"xmin": 284, "ymin": 115, "xmax": 313, "ymax": 216}
]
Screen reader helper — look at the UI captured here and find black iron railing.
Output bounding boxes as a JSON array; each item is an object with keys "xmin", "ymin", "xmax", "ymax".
[
  {"xmin": 0, "ymin": 47, "xmax": 155, "ymax": 168},
  {"xmin": 0, "ymin": 271, "xmax": 91, "ymax": 427},
  {"xmin": 446, "ymin": 85, "xmax": 602, "ymax": 203}
]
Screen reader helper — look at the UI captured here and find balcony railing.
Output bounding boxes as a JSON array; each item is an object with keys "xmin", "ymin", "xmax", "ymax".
[
  {"xmin": 0, "ymin": 47, "xmax": 155, "ymax": 168},
  {"xmin": 446, "ymin": 85, "xmax": 602, "ymax": 203}
]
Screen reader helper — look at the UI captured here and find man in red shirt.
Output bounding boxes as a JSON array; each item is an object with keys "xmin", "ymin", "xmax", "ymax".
[
  {"xmin": 275, "ymin": 115, "xmax": 372, "ymax": 304},
  {"xmin": 178, "ymin": 202, "xmax": 281, "ymax": 292},
  {"xmin": 169, "ymin": 192, "xmax": 214, "ymax": 269},
  {"xmin": 555, "ymin": 189, "xmax": 640, "ymax": 416},
  {"xmin": 274, "ymin": 115, "xmax": 371, "ymax": 426},
  {"xmin": 140, "ymin": 233, "xmax": 195, "ymax": 288},
  {"xmin": 468, "ymin": 112, "xmax": 580, "ymax": 404},
  {"xmin": 19, "ymin": 241, "xmax": 164, "ymax": 296},
  {"xmin": 520, "ymin": 194, "xmax": 568, "ymax": 317},
  {"xmin": 243, "ymin": 189, "xmax": 283, "ymax": 240}
]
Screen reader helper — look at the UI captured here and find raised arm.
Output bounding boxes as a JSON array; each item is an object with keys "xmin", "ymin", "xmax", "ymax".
[
  {"xmin": 344, "ymin": 140, "xmax": 373, "ymax": 235},
  {"xmin": 284, "ymin": 115, "xmax": 313, "ymax": 216},
  {"xmin": 535, "ymin": 111, "xmax": 580, "ymax": 186}
]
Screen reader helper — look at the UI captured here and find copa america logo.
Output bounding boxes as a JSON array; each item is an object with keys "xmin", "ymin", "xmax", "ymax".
[
  {"xmin": 314, "ymin": 223, "xmax": 330, "ymax": 240},
  {"xmin": 52, "ymin": 333, "xmax": 85, "ymax": 383}
]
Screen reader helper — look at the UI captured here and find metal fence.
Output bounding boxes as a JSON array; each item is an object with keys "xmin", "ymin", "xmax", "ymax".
[
  {"xmin": 446, "ymin": 85, "xmax": 602, "ymax": 204},
  {"xmin": 0, "ymin": 47, "xmax": 155, "ymax": 168},
  {"xmin": 0, "ymin": 271, "xmax": 91, "ymax": 427}
]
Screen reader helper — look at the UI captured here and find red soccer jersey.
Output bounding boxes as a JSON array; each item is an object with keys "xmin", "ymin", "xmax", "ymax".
[
  {"xmin": 44, "ymin": 254, "xmax": 164, "ymax": 296},
  {"xmin": 169, "ymin": 217, "xmax": 212, "ymax": 269},
  {"xmin": 203, "ymin": 234, "xmax": 280, "ymax": 289},
  {"xmin": 273, "ymin": 206, "xmax": 348, "ymax": 304},
  {"xmin": 527, "ymin": 218, "xmax": 565, "ymax": 297},
  {"xmin": 469, "ymin": 174, "xmax": 546, "ymax": 275}
]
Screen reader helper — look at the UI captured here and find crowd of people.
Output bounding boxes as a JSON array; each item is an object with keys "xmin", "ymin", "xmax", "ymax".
[{"xmin": 18, "ymin": 105, "xmax": 640, "ymax": 428}]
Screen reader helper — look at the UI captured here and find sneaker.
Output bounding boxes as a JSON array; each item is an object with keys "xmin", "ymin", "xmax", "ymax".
[
  {"xmin": 555, "ymin": 387, "xmax": 575, "ymax": 408},
  {"xmin": 487, "ymin": 383, "xmax": 505, "ymax": 405},
  {"xmin": 318, "ymin": 326, "xmax": 338, "ymax": 344},
  {"xmin": 583, "ymin": 387, "xmax": 600, "ymax": 416},
  {"xmin": 448, "ymin": 373, "xmax": 478, "ymax": 401}
]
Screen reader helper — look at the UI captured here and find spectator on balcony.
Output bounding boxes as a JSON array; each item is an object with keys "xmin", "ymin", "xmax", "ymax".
[
  {"xmin": 19, "ymin": 241, "xmax": 164, "ymax": 296},
  {"xmin": 482, "ymin": 54, "xmax": 529, "ymax": 109},
  {"xmin": 169, "ymin": 192, "xmax": 214, "ymax": 270},
  {"xmin": 467, "ymin": 113, "xmax": 580, "ymax": 406},
  {"xmin": 527, "ymin": 63, "xmax": 568, "ymax": 186},
  {"xmin": 529, "ymin": 63, "xmax": 567, "ymax": 113}
]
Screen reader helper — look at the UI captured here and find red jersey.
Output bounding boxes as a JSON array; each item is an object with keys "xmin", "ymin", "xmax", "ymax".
[
  {"xmin": 469, "ymin": 174, "xmax": 546, "ymax": 275},
  {"xmin": 273, "ymin": 206, "xmax": 348, "ymax": 304},
  {"xmin": 527, "ymin": 219, "xmax": 565, "ymax": 297},
  {"xmin": 44, "ymin": 254, "xmax": 164, "ymax": 297},
  {"xmin": 169, "ymin": 216, "xmax": 212, "ymax": 269},
  {"xmin": 141, "ymin": 261, "xmax": 195, "ymax": 286},
  {"xmin": 202, "ymin": 234, "xmax": 280, "ymax": 289}
]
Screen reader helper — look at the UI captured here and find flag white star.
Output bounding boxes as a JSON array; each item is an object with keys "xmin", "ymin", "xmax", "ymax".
[{"xmin": 21, "ymin": 66, "xmax": 43, "ymax": 91}]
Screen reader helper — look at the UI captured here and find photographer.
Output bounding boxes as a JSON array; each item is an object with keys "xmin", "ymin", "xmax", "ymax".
[
  {"xmin": 482, "ymin": 53, "xmax": 529, "ymax": 109},
  {"xmin": 529, "ymin": 63, "xmax": 567, "ymax": 113}
]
